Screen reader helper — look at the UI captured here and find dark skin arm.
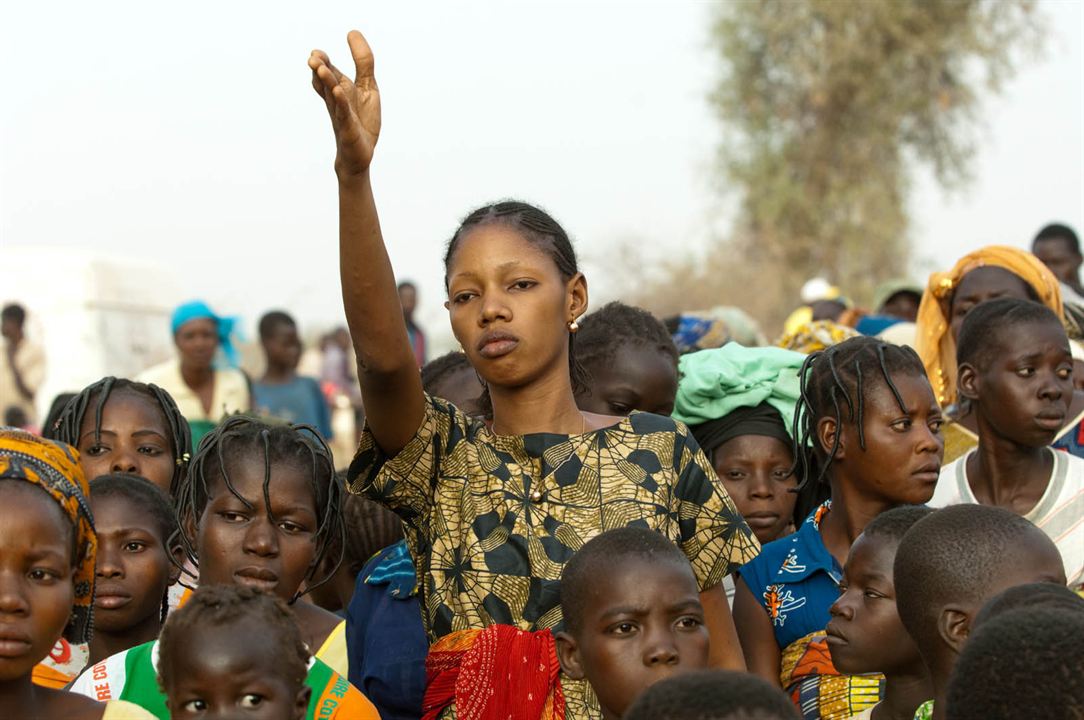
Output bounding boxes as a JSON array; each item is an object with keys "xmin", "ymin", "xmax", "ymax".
[
  {"xmin": 699, "ymin": 584, "xmax": 746, "ymax": 670},
  {"xmin": 309, "ymin": 31, "xmax": 424, "ymax": 457},
  {"xmin": 732, "ymin": 575, "xmax": 782, "ymax": 688}
]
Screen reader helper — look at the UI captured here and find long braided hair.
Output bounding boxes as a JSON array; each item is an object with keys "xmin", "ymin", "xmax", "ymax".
[
  {"xmin": 173, "ymin": 415, "xmax": 345, "ymax": 601},
  {"xmin": 53, "ymin": 377, "xmax": 192, "ymax": 495},
  {"xmin": 443, "ymin": 200, "xmax": 589, "ymax": 418},
  {"xmin": 791, "ymin": 337, "xmax": 930, "ymax": 494}
]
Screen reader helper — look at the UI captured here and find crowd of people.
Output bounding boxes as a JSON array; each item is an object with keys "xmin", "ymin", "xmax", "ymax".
[{"xmin": 1, "ymin": 28, "xmax": 1082, "ymax": 720}]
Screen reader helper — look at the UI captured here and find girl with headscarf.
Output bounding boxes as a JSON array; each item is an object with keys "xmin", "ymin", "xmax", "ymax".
[
  {"xmin": 1, "ymin": 429, "xmax": 156, "ymax": 719},
  {"xmin": 673, "ymin": 344, "xmax": 816, "ymax": 592},
  {"xmin": 915, "ymin": 245, "xmax": 1084, "ymax": 462},
  {"xmin": 138, "ymin": 300, "xmax": 251, "ymax": 448}
]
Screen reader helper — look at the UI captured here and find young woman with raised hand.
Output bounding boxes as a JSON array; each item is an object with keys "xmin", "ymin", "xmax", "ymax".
[{"xmin": 308, "ymin": 30, "xmax": 758, "ymax": 720}]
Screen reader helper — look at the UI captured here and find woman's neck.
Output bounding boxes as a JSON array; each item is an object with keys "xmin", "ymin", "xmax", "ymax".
[
  {"xmin": 87, "ymin": 615, "xmax": 161, "ymax": 666},
  {"xmin": 873, "ymin": 668, "xmax": 933, "ymax": 720},
  {"xmin": 180, "ymin": 362, "xmax": 214, "ymax": 387},
  {"xmin": 488, "ymin": 371, "xmax": 584, "ymax": 436},
  {"xmin": 820, "ymin": 477, "xmax": 894, "ymax": 568},
  {"xmin": 968, "ymin": 425, "xmax": 1051, "ymax": 513},
  {"xmin": 261, "ymin": 364, "xmax": 296, "ymax": 384},
  {"xmin": 0, "ymin": 675, "xmax": 41, "ymax": 715}
]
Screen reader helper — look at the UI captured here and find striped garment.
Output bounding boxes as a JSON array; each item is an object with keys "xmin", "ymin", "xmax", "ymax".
[
  {"xmin": 933, "ymin": 448, "xmax": 1084, "ymax": 589},
  {"xmin": 68, "ymin": 639, "xmax": 379, "ymax": 720}
]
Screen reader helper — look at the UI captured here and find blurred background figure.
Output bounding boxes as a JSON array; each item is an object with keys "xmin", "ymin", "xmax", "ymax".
[
  {"xmin": 1, "ymin": 303, "xmax": 46, "ymax": 428},
  {"xmin": 398, "ymin": 281, "xmax": 427, "ymax": 367},
  {"xmin": 138, "ymin": 300, "xmax": 251, "ymax": 449},
  {"xmin": 253, "ymin": 310, "xmax": 332, "ymax": 439},
  {"xmin": 1032, "ymin": 223, "xmax": 1084, "ymax": 304}
]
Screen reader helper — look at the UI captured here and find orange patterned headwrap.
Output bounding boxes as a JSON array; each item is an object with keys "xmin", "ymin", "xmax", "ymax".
[
  {"xmin": 0, "ymin": 429, "xmax": 97, "ymax": 644},
  {"xmin": 915, "ymin": 245, "xmax": 1063, "ymax": 406}
]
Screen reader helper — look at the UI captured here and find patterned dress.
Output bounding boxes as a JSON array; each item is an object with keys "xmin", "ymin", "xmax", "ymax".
[{"xmin": 348, "ymin": 394, "xmax": 760, "ymax": 717}]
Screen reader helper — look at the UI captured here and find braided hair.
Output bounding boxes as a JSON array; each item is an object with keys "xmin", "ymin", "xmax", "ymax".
[
  {"xmin": 443, "ymin": 200, "xmax": 588, "ymax": 418},
  {"xmin": 792, "ymin": 336, "xmax": 929, "ymax": 491},
  {"xmin": 53, "ymin": 377, "xmax": 191, "ymax": 495},
  {"xmin": 173, "ymin": 415, "xmax": 344, "ymax": 601},
  {"xmin": 574, "ymin": 301, "xmax": 678, "ymax": 379}
]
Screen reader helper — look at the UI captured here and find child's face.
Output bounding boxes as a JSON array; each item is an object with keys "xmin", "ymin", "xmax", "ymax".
[
  {"xmin": 964, "ymin": 321, "xmax": 1073, "ymax": 447},
  {"xmin": 91, "ymin": 494, "xmax": 177, "ymax": 635},
  {"xmin": 165, "ymin": 616, "xmax": 310, "ymax": 720},
  {"xmin": 196, "ymin": 461, "xmax": 320, "ymax": 602},
  {"xmin": 713, "ymin": 434, "xmax": 797, "ymax": 545},
  {"xmin": 446, "ymin": 225, "xmax": 586, "ymax": 394},
  {"xmin": 578, "ymin": 346, "xmax": 678, "ymax": 417},
  {"xmin": 831, "ymin": 372, "xmax": 944, "ymax": 505},
  {"xmin": 826, "ymin": 533, "xmax": 918, "ymax": 675},
  {"xmin": 557, "ymin": 557, "xmax": 709, "ymax": 720},
  {"xmin": 76, "ymin": 390, "xmax": 175, "ymax": 493},
  {"xmin": 0, "ymin": 483, "xmax": 76, "ymax": 681},
  {"xmin": 263, "ymin": 325, "xmax": 302, "ymax": 371}
]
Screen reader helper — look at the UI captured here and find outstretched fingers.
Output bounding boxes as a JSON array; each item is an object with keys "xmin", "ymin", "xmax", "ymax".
[{"xmin": 347, "ymin": 30, "xmax": 376, "ymax": 88}]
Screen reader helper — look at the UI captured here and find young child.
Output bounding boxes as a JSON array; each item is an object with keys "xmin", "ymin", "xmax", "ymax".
[
  {"xmin": 69, "ymin": 416, "xmax": 380, "ymax": 719},
  {"xmin": 734, "ymin": 337, "xmax": 944, "ymax": 719},
  {"xmin": 87, "ymin": 474, "xmax": 182, "ymax": 667},
  {"xmin": 0, "ymin": 429, "xmax": 155, "ymax": 719},
  {"xmin": 944, "ymin": 607, "xmax": 1084, "ymax": 720},
  {"xmin": 893, "ymin": 504, "xmax": 1067, "ymax": 720},
  {"xmin": 308, "ymin": 486, "xmax": 402, "ymax": 613},
  {"xmin": 574, "ymin": 301, "xmax": 680, "ymax": 416},
  {"xmin": 53, "ymin": 376, "xmax": 192, "ymax": 495},
  {"xmin": 933, "ymin": 297, "xmax": 1084, "ymax": 588},
  {"xmin": 254, "ymin": 311, "xmax": 333, "ymax": 439},
  {"xmin": 157, "ymin": 584, "xmax": 312, "ymax": 720},
  {"xmin": 555, "ymin": 527, "xmax": 711, "ymax": 720},
  {"xmin": 623, "ymin": 670, "xmax": 799, "ymax": 720},
  {"xmin": 826, "ymin": 506, "xmax": 934, "ymax": 720},
  {"xmin": 419, "ymin": 350, "xmax": 484, "ymax": 417},
  {"xmin": 673, "ymin": 344, "xmax": 807, "ymax": 547}
]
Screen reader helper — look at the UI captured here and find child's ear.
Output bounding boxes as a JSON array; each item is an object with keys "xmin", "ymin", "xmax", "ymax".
[
  {"xmin": 554, "ymin": 631, "xmax": 585, "ymax": 680},
  {"xmin": 816, "ymin": 416, "xmax": 845, "ymax": 461},
  {"xmin": 167, "ymin": 540, "xmax": 186, "ymax": 586},
  {"xmin": 293, "ymin": 685, "xmax": 312, "ymax": 720},
  {"xmin": 937, "ymin": 605, "xmax": 971, "ymax": 655},
  {"xmin": 957, "ymin": 362, "xmax": 980, "ymax": 402}
]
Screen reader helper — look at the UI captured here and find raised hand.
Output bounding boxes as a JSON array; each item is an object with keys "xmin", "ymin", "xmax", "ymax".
[{"xmin": 309, "ymin": 30, "xmax": 381, "ymax": 178}]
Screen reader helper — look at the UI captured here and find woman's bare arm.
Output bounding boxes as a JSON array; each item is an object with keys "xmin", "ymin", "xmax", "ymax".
[
  {"xmin": 699, "ymin": 584, "xmax": 747, "ymax": 671},
  {"xmin": 309, "ymin": 31, "xmax": 424, "ymax": 455},
  {"xmin": 732, "ymin": 576, "xmax": 783, "ymax": 688}
]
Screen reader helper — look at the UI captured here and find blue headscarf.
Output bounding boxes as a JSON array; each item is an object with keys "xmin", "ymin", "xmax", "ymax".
[{"xmin": 171, "ymin": 300, "xmax": 240, "ymax": 368}]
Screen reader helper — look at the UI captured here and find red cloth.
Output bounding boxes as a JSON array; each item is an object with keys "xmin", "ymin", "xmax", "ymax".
[{"xmin": 422, "ymin": 625, "xmax": 565, "ymax": 720}]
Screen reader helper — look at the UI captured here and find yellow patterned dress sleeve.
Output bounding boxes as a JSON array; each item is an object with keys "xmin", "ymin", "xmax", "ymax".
[
  {"xmin": 672, "ymin": 422, "xmax": 761, "ymax": 590},
  {"xmin": 346, "ymin": 394, "xmax": 474, "ymax": 530}
]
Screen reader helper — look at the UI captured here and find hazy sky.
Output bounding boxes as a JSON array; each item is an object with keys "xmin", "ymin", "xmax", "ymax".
[{"xmin": 2, "ymin": 0, "xmax": 1081, "ymax": 346}]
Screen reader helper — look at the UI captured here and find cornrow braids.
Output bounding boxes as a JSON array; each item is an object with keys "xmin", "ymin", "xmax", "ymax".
[
  {"xmin": 420, "ymin": 351, "xmax": 473, "ymax": 394},
  {"xmin": 337, "ymin": 476, "xmax": 404, "ymax": 568},
  {"xmin": 157, "ymin": 584, "xmax": 309, "ymax": 695},
  {"xmin": 53, "ymin": 377, "xmax": 192, "ymax": 495},
  {"xmin": 174, "ymin": 415, "xmax": 345, "ymax": 602},
  {"xmin": 443, "ymin": 200, "xmax": 588, "ymax": 418},
  {"xmin": 574, "ymin": 302, "xmax": 679, "ymax": 378},
  {"xmin": 791, "ymin": 336, "xmax": 928, "ymax": 490}
]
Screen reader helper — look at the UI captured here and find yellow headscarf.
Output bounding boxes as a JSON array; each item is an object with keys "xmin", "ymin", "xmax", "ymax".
[
  {"xmin": 915, "ymin": 245, "xmax": 1063, "ymax": 407},
  {"xmin": 0, "ymin": 429, "xmax": 96, "ymax": 644}
]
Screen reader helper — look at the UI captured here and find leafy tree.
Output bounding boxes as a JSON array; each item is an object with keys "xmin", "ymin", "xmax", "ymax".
[{"xmin": 691, "ymin": 0, "xmax": 1043, "ymax": 329}]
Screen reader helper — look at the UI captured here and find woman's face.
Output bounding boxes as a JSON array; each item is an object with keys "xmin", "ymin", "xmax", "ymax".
[
  {"xmin": 712, "ymin": 435, "xmax": 798, "ymax": 545},
  {"xmin": 0, "ymin": 482, "xmax": 76, "ymax": 682},
  {"xmin": 76, "ymin": 390, "xmax": 175, "ymax": 492},
  {"xmin": 950, "ymin": 267, "xmax": 1034, "ymax": 340},
  {"xmin": 445, "ymin": 224, "xmax": 587, "ymax": 392},
  {"xmin": 175, "ymin": 318, "xmax": 218, "ymax": 371}
]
